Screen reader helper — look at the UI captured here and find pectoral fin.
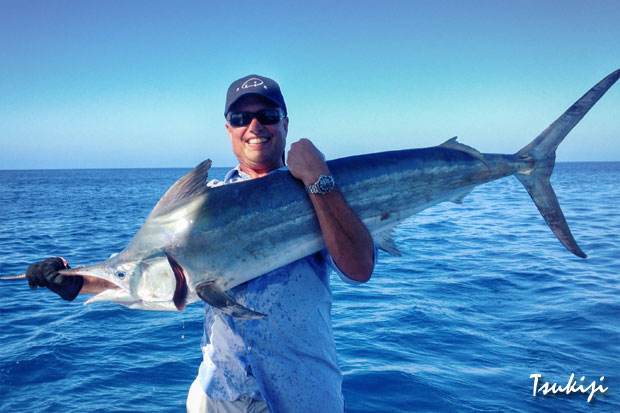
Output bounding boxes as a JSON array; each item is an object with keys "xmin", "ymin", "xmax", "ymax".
[{"xmin": 195, "ymin": 281, "xmax": 267, "ymax": 319}]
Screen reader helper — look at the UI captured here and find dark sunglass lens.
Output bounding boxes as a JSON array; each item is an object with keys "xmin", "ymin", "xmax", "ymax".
[
  {"xmin": 228, "ymin": 112, "xmax": 250, "ymax": 127},
  {"xmin": 256, "ymin": 109, "xmax": 282, "ymax": 125}
]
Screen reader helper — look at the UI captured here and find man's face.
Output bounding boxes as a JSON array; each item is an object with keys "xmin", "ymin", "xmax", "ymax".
[{"xmin": 225, "ymin": 95, "xmax": 288, "ymax": 175}]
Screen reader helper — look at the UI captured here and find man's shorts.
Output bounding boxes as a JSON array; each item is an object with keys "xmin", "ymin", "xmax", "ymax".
[{"xmin": 186, "ymin": 378, "xmax": 269, "ymax": 413}]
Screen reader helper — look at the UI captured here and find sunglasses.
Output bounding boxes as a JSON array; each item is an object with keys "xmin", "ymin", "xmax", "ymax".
[{"xmin": 226, "ymin": 109, "xmax": 285, "ymax": 127}]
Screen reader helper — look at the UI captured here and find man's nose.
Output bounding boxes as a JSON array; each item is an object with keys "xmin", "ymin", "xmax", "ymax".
[{"xmin": 248, "ymin": 116, "xmax": 266, "ymax": 130}]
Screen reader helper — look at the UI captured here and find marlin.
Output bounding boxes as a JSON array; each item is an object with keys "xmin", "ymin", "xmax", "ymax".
[{"xmin": 6, "ymin": 70, "xmax": 619, "ymax": 318}]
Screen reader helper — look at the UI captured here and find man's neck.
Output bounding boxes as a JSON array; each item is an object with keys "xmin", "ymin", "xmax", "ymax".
[{"xmin": 239, "ymin": 161, "xmax": 284, "ymax": 179}]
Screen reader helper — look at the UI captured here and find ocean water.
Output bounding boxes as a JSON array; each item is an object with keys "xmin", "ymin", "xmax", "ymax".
[{"xmin": 0, "ymin": 163, "xmax": 618, "ymax": 412}]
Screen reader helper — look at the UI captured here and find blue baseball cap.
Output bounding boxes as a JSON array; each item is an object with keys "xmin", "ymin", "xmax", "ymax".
[{"xmin": 225, "ymin": 74, "xmax": 287, "ymax": 116}]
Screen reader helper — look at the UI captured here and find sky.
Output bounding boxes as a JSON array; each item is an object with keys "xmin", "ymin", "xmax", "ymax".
[{"xmin": 1, "ymin": 0, "xmax": 619, "ymax": 169}]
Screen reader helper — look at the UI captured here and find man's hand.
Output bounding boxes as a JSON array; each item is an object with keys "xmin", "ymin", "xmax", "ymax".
[
  {"xmin": 287, "ymin": 138, "xmax": 331, "ymax": 186},
  {"xmin": 26, "ymin": 257, "xmax": 84, "ymax": 301}
]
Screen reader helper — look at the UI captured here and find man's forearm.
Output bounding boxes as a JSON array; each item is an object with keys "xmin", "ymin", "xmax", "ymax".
[
  {"xmin": 309, "ymin": 187, "xmax": 374, "ymax": 282},
  {"xmin": 287, "ymin": 138, "xmax": 375, "ymax": 282}
]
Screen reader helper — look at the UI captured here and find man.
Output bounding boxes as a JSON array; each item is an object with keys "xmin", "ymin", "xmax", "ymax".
[{"xmin": 26, "ymin": 74, "xmax": 376, "ymax": 412}]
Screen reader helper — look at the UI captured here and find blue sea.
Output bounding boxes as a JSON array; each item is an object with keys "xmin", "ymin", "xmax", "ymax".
[{"xmin": 1, "ymin": 163, "xmax": 618, "ymax": 412}]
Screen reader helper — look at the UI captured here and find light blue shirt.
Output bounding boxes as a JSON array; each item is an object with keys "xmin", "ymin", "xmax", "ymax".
[{"xmin": 197, "ymin": 166, "xmax": 376, "ymax": 412}]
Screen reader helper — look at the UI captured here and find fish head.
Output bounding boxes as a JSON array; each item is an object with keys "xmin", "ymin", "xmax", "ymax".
[{"xmin": 60, "ymin": 254, "xmax": 186, "ymax": 311}]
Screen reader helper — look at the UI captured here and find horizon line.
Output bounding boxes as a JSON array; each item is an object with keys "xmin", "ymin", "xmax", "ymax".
[{"xmin": 1, "ymin": 160, "xmax": 619, "ymax": 172}]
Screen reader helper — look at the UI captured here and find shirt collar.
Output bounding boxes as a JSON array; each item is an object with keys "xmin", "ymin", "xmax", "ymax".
[{"xmin": 223, "ymin": 165, "xmax": 289, "ymax": 183}]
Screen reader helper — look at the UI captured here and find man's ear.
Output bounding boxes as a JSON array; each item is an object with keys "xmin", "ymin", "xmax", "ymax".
[{"xmin": 283, "ymin": 117, "xmax": 289, "ymax": 135}]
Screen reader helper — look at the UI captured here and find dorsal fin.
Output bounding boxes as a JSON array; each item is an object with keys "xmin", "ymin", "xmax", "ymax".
[
  {"xmin": 148, "ymin": 159, "xmax": 212, "ymax": 218},
  {"xmin": 440, "ymin": 137, "xmax": 489, "ymax": 169}
]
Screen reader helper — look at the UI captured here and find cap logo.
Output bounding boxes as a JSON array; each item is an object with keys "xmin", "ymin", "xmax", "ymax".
[{"xmin": 238, "ymin": 77, "xmax": 267, "ymax": 91}]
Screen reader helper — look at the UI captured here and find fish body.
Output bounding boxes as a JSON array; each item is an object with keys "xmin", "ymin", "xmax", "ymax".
[{"xmin": 60, "ymin": 69, "xmax": 619, "ymax": 317}]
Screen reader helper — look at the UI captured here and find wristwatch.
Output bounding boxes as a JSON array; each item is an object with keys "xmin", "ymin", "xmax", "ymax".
[{"xmin": 305, "ymin": 174, "xmax": 335, "ymax": 194}]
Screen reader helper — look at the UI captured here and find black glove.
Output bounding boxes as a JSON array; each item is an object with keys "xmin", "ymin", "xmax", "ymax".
[{"xmin": 26, "ymin": 257, "xmax": 84, "ymax": 301}]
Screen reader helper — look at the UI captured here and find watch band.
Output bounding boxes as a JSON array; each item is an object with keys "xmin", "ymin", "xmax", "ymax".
[{"xmin": 305, "ymin": 174, "xmax": 335, "ymax": 194}]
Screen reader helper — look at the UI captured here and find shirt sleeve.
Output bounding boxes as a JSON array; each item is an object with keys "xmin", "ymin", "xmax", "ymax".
[
  {"xmin": 206, "ymin": 178, "xmax": 224, "ymax": 188},
  {"xmin": 322, "ymin": 243, "xmax": 379, "ymax": 285}
]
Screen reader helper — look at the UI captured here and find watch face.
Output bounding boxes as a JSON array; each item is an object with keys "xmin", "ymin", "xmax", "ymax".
[{"xmin": 318, "ymin": 176, "xmax": 334, "ymax": 192}]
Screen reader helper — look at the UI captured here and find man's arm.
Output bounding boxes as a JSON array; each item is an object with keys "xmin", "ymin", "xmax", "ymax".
[{"xmin": 287, "ymin": 139, "xmax": 374, "ymax": 283}]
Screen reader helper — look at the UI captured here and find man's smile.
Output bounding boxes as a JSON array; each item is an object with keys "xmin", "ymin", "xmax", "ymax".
[{"xmin": 246, "ymin": 136, "xmax": 270, "ymax": 145}]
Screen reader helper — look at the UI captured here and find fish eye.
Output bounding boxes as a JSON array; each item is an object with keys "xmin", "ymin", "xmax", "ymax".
[{"xmin": 116, "ymin": 271, "xmax": 126, "ymax": 279}]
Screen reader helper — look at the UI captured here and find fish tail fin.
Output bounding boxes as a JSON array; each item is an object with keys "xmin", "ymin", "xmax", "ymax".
[
  {"xmin": 514, "ymin": 69, "xmax": 620, "ymax": 258},
  {"xmin": 515, "ymin": 172, "xmax": 587, "ymax": 258}
]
